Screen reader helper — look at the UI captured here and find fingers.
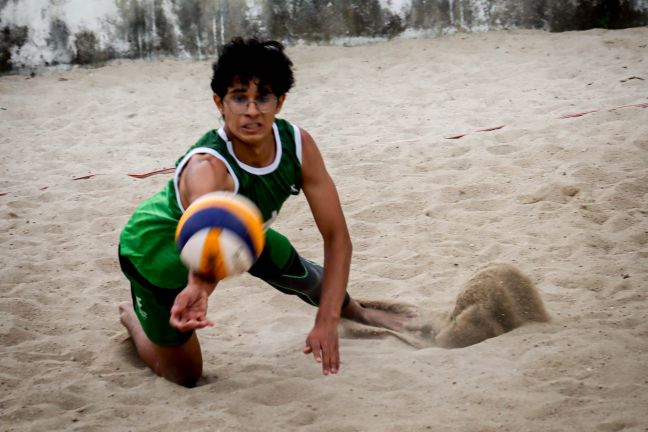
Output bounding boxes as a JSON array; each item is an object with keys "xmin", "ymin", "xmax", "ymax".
[
  {"xmin": 170, "ymin": 316, "xmax": 213, "ymax": 332},
  {"xmin": 308, "ymin": 339, "xmax": 322, "ymax": 363},
  {"xmin": 325, "ymin": 341, "xmax": 340, "ymax": 375},
  {"xmin": 169, "ymin": 299, "xmax": 213, "ymax": 331},
  {"xmin": 304, "ymin": 337, "xmax": 339, "ymax": 375},
  {"xmin": 169, "ymin": 286, "xmax": 214, "ymax": 331},
  {"xmin": 169, "ymin": 291, "xmax": 190, "ymax": 327},
  {"xmin": 169, "ymin": 307, "xmax": 185, "ymax": 330}
]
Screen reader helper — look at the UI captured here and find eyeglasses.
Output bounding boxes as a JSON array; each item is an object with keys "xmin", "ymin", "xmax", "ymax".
[{"xmin": 224, "ymin": 94, "xmax": 278, "ymax": 114}]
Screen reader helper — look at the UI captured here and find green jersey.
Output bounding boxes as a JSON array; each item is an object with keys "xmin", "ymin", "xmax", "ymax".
[{"xmin": 119, "ymin": 118, "xmax": 303, "ymax": 289}]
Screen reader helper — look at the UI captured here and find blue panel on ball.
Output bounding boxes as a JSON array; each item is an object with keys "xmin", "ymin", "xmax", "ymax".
[{"xmin": 176, "ymin": 207, "xmax": 257, "ymax": 258}]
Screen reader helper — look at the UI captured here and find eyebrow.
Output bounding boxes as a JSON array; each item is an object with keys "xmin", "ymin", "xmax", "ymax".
[{"xmin": 227, "ymin": 85, "xmax": 273, "ymax": 96}]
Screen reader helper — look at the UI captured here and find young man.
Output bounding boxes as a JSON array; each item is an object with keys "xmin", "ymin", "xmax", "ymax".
[{"xmin": 118, "ymin": 37, "xmax": 408, "ymax": 387}]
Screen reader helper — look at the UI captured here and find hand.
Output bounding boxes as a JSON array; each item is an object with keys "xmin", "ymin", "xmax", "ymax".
[
  {"xmin": 169, "ymin": 278, "xmax": 215, "ymax": 332},
  {"xmin": 303, "ymin": 318, "xmax": 340, "ymax": 375}
]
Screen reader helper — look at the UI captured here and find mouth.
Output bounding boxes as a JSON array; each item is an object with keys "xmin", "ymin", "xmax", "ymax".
[{"xmin": 241, "ymin": 122, "xmax": 263, "ymax": 132}]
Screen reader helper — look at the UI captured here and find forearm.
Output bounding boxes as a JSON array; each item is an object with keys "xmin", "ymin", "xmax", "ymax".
[{"xmin": 316, "ymin": 233, "xmax": 352, "ymax": 322}]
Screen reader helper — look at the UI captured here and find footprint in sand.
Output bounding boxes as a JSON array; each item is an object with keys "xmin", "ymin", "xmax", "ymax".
[
  {"xmin": 435, "ymin": 263, "xmax": 549, "ymax": 348},
  {"xmin": 486, "ymin": 144, "xmax": 520, "ymax": 155},
  {"xmin": 517, "ymin": 183, "xmax": 579, "ymax": 205}
]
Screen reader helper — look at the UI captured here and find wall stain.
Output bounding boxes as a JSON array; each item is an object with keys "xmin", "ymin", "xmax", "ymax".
[
  {"xmin": 74, "ymin": 30, "xmax": 98, "ymax": 64},
  {"xmin": 1, "ymin": 25, "xmax": 28, "ymax": 72}
]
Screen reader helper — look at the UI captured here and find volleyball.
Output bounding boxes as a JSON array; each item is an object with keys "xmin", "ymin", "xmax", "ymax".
[{"xmin": 175, "ymin": 192, "xmax": 265, "ymax": 280}]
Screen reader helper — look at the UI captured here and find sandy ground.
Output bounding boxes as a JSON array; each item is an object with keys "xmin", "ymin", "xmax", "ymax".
[{"xmin": 1, "ymin": 27, "xmax": 648, "ymax": 431}]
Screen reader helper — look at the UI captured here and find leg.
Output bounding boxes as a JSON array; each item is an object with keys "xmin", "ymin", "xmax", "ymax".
[
  {"xmin": 249, "ymin": 229, "xmax": 412, "ymax": 332},
  {"xmin": 119, "ymin": 301, "xmax": 202, "ymax": 387},
  {"xmin": 249, "ymin": 229, "xmax": 350, "ymax": 306},
  {"xmin": 118, "ymin": 251, "xmax": 203, "ymax": 387},
  {"xmin": 341, "ymin": 298, "xmax": 410, "ymax": 332}
]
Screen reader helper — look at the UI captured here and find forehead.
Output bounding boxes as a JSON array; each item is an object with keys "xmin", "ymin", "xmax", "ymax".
[{"xmin": 226, "ymin": 77, "xmax": 272, "ymax": 94}]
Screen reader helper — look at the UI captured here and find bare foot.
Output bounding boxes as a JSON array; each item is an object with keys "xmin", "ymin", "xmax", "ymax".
[
  {"xmin": 342, "ymin": 299, "xmax": 413, "ymax": 332},
  {"xmin": 119, "ymin": 301, "xmax": 138, "ymax": 336},
  {"xmin": 361, "ymin": 307, "xmax": 410, "ymax": 332}
]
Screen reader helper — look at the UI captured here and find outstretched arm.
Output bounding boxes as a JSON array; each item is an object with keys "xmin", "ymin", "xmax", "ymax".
[
  {"xmin": 170, "ymin": 154, "xmax": 235, "ymax": 331},
  {"xmin": 300, "ymin": 128, "xmax": 352, "ymax": 375}
]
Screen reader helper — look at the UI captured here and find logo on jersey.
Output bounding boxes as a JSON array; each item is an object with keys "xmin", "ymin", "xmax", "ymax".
[{"xmin": 263, "ymin": 210, "xmax": 279, "ymax": 230}]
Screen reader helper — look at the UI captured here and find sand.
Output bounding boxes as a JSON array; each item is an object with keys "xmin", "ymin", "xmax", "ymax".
[{"xmin": 1, "ymin": 27, "xmax": 648, "ymax": 431}]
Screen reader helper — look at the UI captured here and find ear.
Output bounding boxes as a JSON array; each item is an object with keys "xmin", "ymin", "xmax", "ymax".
[
  {"xmin": 213, "ymin": 94, "xmax": 224, "ymax": 114},
  {"xmin": 275, "ymin": 94, "xmax": 286, "ymax": 114}
]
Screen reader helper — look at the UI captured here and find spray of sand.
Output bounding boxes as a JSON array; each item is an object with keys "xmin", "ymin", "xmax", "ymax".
[{"xmin": 341, "ymin": 263, "xmax": 549, "ymax": 349}]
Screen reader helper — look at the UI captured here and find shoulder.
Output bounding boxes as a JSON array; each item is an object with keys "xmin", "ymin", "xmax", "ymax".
[
  {"xmin": 274, "ymin": 118, "xmax": 308, "ymax": 166},
  {"xmin": 298, "ymin": 127, "xmax": 326, "ymax": 177},
  {"xmin": 299, "ymin": 127, "xmax": 316, "ymax": 155}
]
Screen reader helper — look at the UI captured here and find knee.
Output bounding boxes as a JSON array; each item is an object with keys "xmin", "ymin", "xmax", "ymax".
[
  {"xmin": 154, "ymin": 336, "xmax": 204, "ymax": 387},
  {"xmin": 161, "ymin": 360, "xmax": 202, "ymax": 388}
]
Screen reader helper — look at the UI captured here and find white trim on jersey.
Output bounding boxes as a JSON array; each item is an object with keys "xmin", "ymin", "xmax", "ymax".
[
  {"xmin": 173, "ymin": 147, "xmax": 240, "ymax": 212},
  {"xmin": 291, "ymin": 122, "xmax": 302, "ymax": 165},
  {"xmin": 220, "ymin": 123, "xmax": 283, "ymax": 175}
]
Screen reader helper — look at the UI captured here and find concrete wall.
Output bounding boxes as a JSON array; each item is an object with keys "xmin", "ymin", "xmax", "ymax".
[{"xmin": 1, "ymin": 0, "xmax": 647, "ymax": 72}]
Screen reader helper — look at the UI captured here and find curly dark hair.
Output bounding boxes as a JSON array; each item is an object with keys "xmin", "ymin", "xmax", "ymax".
[{"xmin": 210, "ymin": 37, "xmax": 295, "ymax": 99}]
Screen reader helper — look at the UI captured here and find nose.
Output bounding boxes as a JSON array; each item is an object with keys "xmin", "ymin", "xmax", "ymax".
[{"xmin": 244, "ymin": 100, "xmax": 261, "ymax": 115}]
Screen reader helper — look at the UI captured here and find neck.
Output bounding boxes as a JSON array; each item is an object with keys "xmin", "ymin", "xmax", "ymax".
[{"xmin": 225, "ymin": 127, "xmax": 276, "ymax": 168}]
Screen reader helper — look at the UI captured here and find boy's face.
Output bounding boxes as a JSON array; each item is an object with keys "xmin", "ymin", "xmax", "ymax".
[{"xmin": 213, "ymin": 78, "xmax": 285, "ymax": 148}]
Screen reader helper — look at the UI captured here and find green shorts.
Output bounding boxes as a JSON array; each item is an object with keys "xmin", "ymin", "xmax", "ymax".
[
  {"xmin": 119, "ymin": 229, "xmax": 350, "ymax": 347},
  {"xmin": 119, "ymin": 250, "xmax": 193, "ymax": 346}
]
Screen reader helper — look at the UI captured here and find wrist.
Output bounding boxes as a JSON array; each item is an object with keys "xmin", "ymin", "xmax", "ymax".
[
  {"xmin": 316, "ymin": 308, "xmax": 341, "ymax": 324},
  {"xmin": 190, "ymin": 271, "xmax": 217, "ymax": 294}
]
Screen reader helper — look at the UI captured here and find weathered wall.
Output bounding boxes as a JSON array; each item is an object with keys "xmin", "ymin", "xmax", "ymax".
[{"xmin": 1, "ymin": 0, "xmax": 647, "ymax": 71}]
